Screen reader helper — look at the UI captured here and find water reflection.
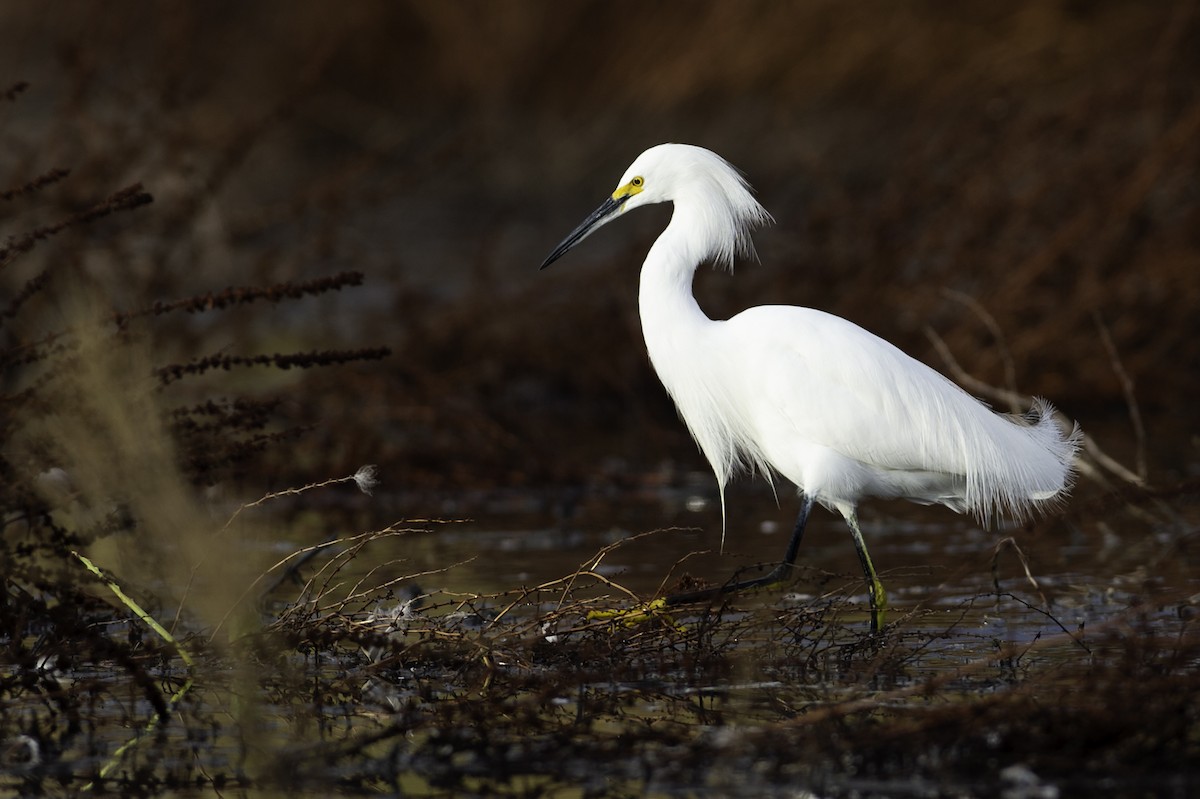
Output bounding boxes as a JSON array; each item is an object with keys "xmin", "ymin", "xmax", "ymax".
[
  {"xmin": 329, "ymin": 484, "xmax": 1133, "ymax": 626},
  {"xmin": 5, "ymin": 483, "xmax": 1191, "ymax": 797}
]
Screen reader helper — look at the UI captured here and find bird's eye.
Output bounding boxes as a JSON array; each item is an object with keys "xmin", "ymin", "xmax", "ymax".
[{"xmin": 631, "ymin": 176, "xmax": 644, "ymax": 188}]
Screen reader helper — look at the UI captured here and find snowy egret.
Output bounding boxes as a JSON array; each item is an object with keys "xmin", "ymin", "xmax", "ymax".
[{"xmin": 540, "ymin": 143, "xmax": 1079, "ymax": 631}]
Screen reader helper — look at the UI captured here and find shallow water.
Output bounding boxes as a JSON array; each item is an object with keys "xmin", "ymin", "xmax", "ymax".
[
  {"xmin": 4, "ymin": 476, "xmax": 1195, "ymax": 798},
  {"xmin": 347, "ymin": 476, "xmax": 1182, "ymax": 640}
]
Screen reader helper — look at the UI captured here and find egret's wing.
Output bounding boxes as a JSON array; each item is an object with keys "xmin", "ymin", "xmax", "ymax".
[
  {"xmin": 722, "ymin": 305, "xmax": 1076, "ymax": 522},
  {"xmin": 728, "ymin": 306, "xmax": 979, "ymax": 476}
]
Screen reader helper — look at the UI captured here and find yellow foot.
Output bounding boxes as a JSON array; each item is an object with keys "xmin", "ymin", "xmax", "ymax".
[
  {"xmin": 868, "ymin": 577, "xmax": 888, "ymax": 633},
  {"xmin": 758, "ymin": 577, "xmax": 789, "ymax": 593},
  {"xmin": 587, "ymin": 597, "xmax": 681, "ymax": 628}
]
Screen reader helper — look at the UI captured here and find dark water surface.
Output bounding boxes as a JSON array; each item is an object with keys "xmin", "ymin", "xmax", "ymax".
[
  {"xmin": 4, "ymin": 4, "xmax": 1199, "ymax": 794},
  {"xmin": 4, "ymin": 473, "xmax": 1195, "ymax": 798}
]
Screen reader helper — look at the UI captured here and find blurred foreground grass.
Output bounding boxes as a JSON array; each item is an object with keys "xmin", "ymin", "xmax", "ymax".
[{"xmin": 1, "ymin": 2, "xmax": 1198, "ymax": 796}]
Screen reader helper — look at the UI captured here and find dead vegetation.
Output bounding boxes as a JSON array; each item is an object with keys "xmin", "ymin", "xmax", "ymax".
[{"xmin": 2, "ymin": 2, "xmax": 1199, "ymax": 796}]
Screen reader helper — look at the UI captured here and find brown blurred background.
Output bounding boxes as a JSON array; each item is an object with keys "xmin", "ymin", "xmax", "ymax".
[{"xmin": 2, "ymin": 1, "xmax": 1197, "ymax": 504}]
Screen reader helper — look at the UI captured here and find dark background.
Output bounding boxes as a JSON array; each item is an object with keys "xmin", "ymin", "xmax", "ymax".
[{"xmin": 3, "ymin": 1, "xmax": 1197, "ymax": 503}]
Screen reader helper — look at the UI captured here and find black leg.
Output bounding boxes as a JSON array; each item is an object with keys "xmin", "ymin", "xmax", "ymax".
[{"xmin": 664, "ymin": 493, "xmax": 814, "ymax": 607}]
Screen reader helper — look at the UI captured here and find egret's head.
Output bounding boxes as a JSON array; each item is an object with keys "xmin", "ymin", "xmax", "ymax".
[{"xmin": 540, "ymin": 143, "xmax": 771, "ymax": 270}]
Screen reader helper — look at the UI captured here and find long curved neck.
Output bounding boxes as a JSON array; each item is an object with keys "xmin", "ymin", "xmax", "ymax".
[
  {"xmin": 638, "ymin": 206, "xmax": 713, "ymax": 359},
  {"xmin": 636, "ymin": 203, "xmax": 748, "ymax": 534}
]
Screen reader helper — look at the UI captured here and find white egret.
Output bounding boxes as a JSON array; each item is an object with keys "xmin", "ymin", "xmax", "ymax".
[{"xmin": 540, "ymin": 143, "xmax": 1079, "ymax": 631}]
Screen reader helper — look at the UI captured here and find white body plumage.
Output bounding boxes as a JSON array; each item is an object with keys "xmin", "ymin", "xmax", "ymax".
[
  {"xmin": 625, "ymin": 144, "xmax": 1078, "ymax": 528},
  {"xmin": 541, "ymin": 142, "xmax": 1080, "ymax": 628}
]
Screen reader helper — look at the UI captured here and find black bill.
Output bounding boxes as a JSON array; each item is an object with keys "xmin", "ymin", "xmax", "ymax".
[{"xmin": 539, "ymin": 194, "xmax": 625, "ymax": 270}]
